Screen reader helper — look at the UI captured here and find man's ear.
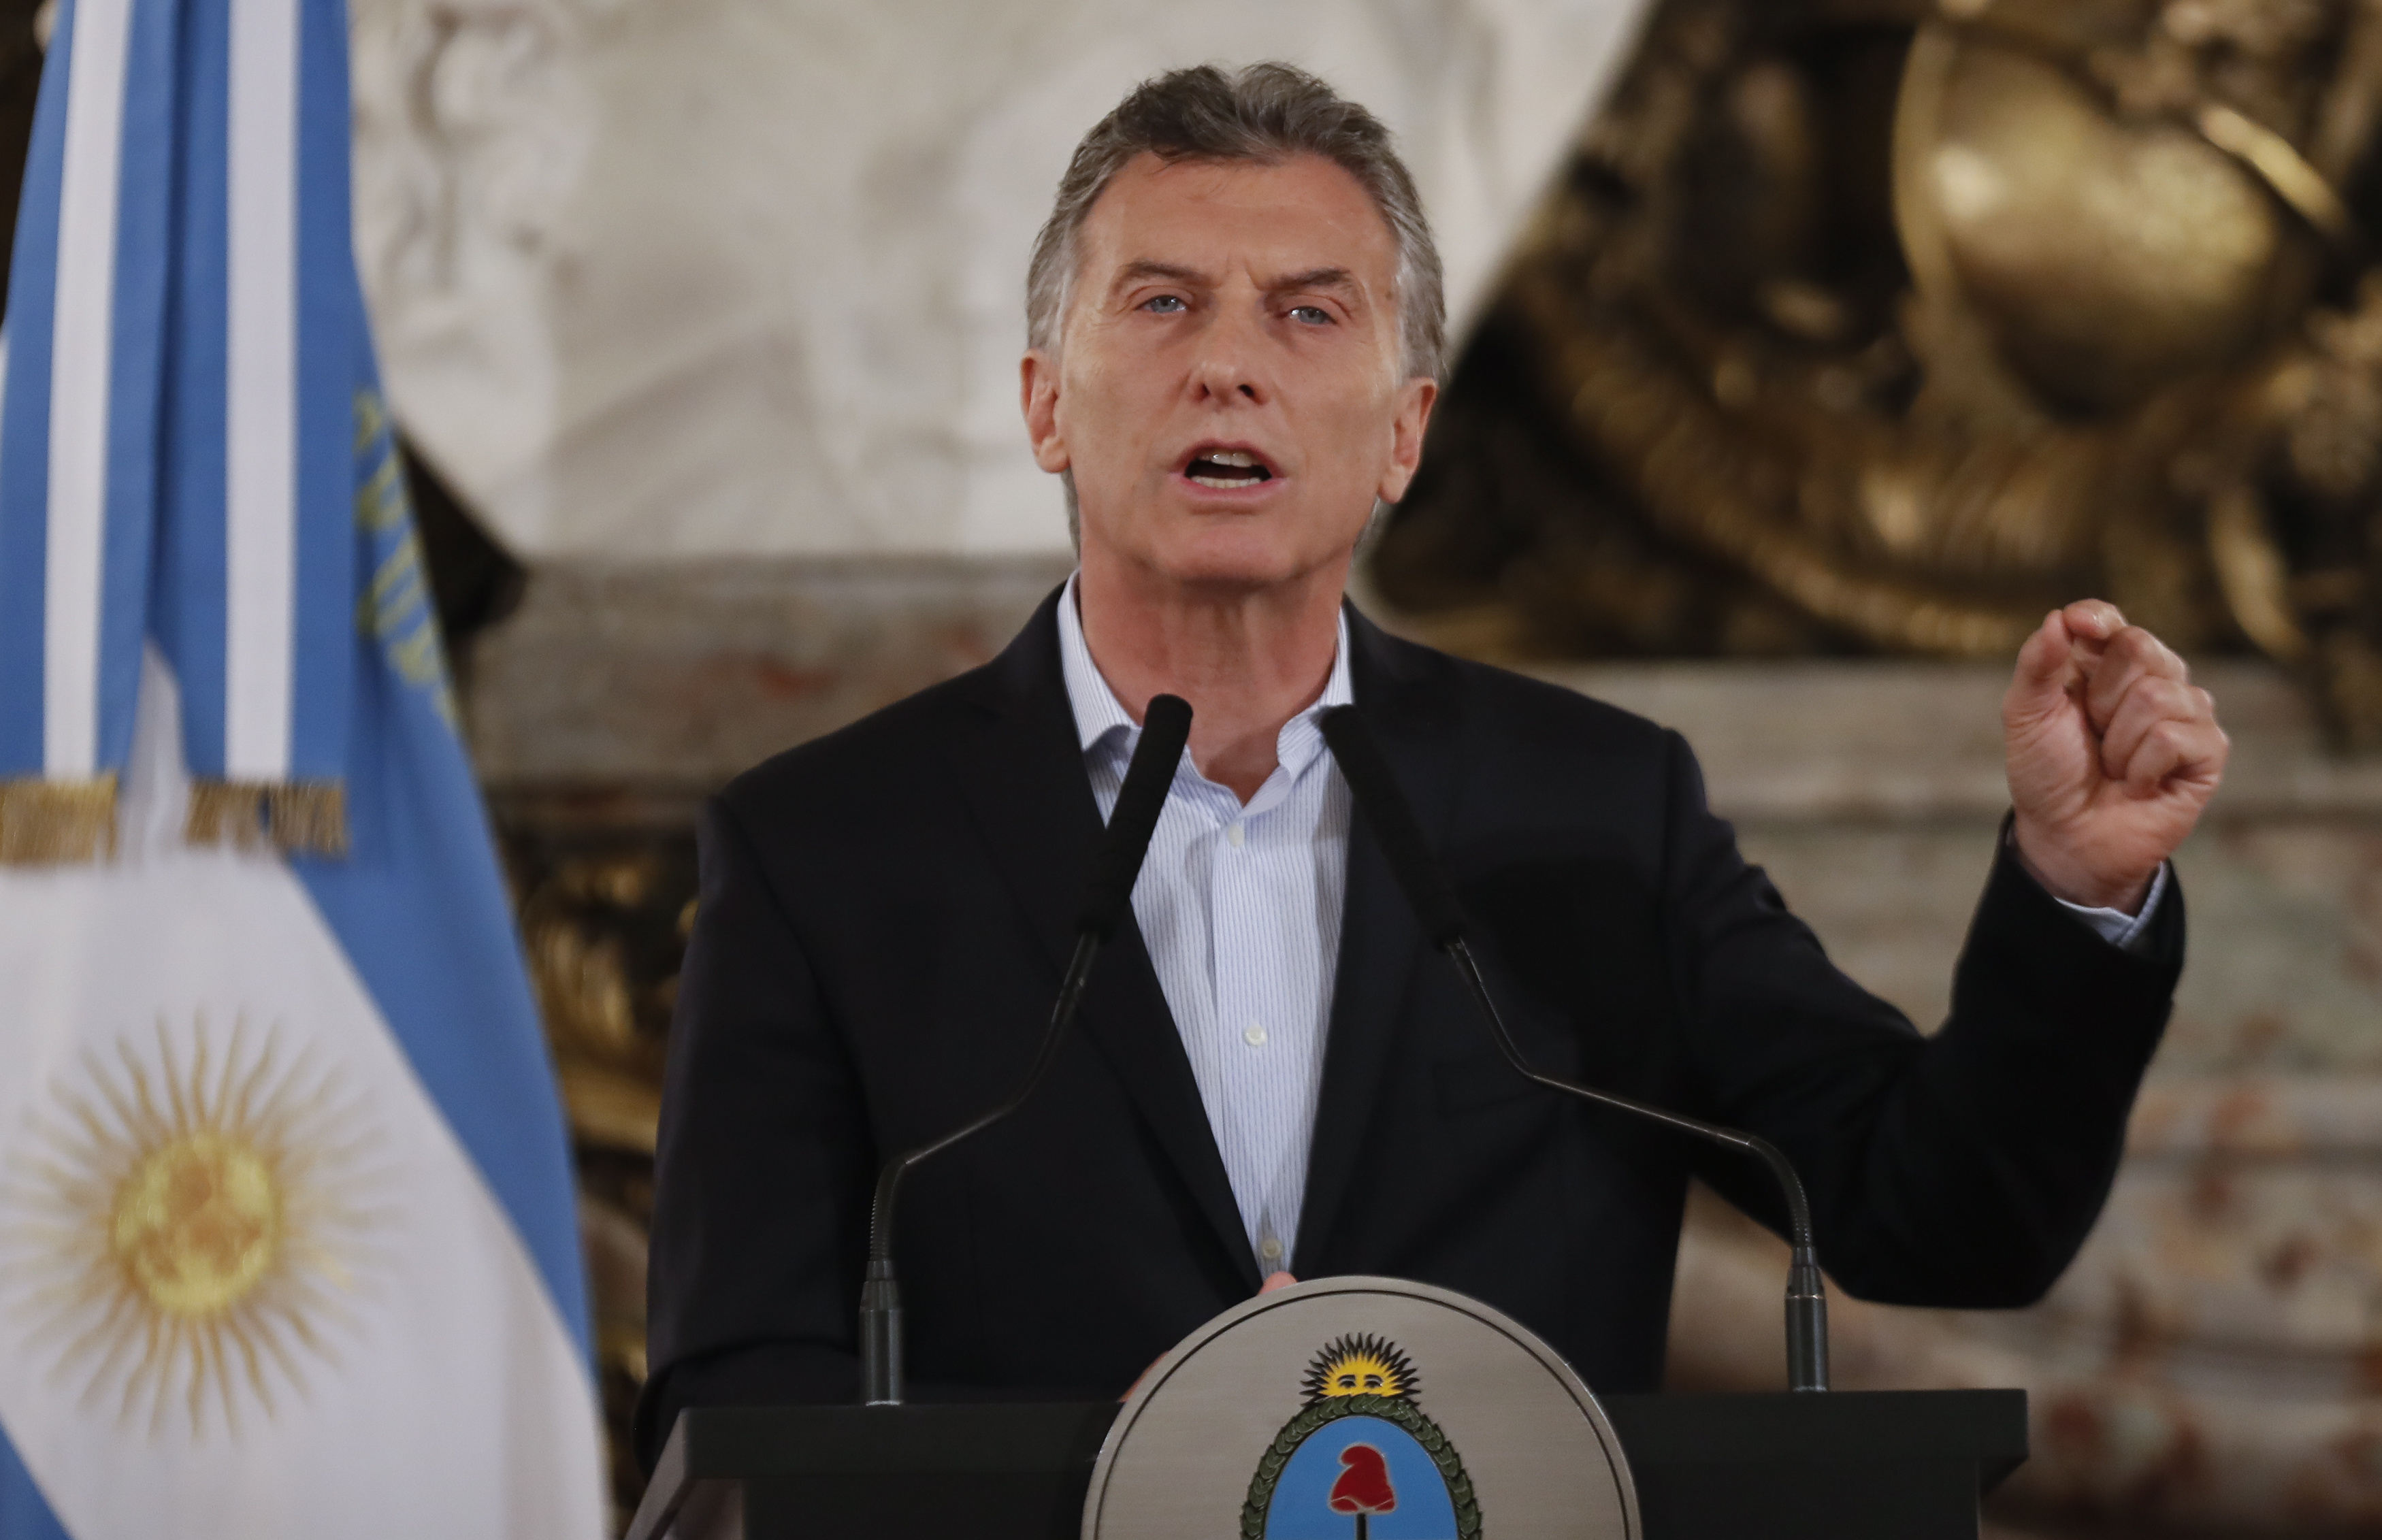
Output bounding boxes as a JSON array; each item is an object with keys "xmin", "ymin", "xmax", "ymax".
[
  {"xmin": 1375, "ymin": 375, "xmax": 1438, "ymax": 504},
  {"xmin": 1022, "ymin": 350, "xmax": 1071, "ymax": 474}
]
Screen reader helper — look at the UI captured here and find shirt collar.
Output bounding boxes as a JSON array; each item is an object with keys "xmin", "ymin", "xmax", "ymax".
[{"xmin": 1055, "ymin": 572, "xmax": 1354, "ymax": 763}]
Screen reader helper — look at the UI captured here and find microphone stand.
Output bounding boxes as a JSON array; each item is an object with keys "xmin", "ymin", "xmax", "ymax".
[
  {"xmin": 859, "ymin": 932, "xmax": 1103, "ymax": 1405},
  {"xmin": 1441, "ymin": 938, "xmax": 1829, "ymax": 1392},
  {"xmin": 1319, "ymin": 706, "xmax": 1829, "ymax": 1392},
  {"xmin": 858, "ymin": 693, "xmax": 1193, "ymax": 1406}
]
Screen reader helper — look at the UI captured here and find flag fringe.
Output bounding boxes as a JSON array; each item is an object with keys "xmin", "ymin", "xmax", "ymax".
[
  {"xmin": 0, "ymin": 776, "xmax": 118, "ymax": 864},
  {"xmin": 186, "ymin": 780, "xmax": 348, "ymax": 857}
]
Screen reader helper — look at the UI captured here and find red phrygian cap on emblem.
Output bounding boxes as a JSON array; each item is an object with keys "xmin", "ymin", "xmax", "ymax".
[{"xmin": 1328, "ymin": 1445, "xmax": 1397, "ymax": 1514}]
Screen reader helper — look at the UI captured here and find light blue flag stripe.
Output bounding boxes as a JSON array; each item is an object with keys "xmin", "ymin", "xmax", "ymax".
[
  {"xmin": 290, "ymin": 268, "xmax": 591, "ymax": 1358},
  {"xmin": 92, "ymin": 0, "xmax": 172, "ymax": 774},
  {"xmin": 287, "ymin": 0, "xmax": 352, "ymax": 782},
  {"xmin": 0, "ymin": 0, "xmax": 74, "ymax": 776},
  {"xmin": 149, "ymin": 0, "xmax": 231, "ymax": 762},
  {"xmin": 0, "ymin": 1424, "xmax": 67, "ymax": 1540}
]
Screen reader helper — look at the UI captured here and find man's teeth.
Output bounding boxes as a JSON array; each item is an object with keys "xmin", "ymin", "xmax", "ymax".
[{"xmin": 1187, "ymin": 450, "xmax": 1270, "ymax": 487}]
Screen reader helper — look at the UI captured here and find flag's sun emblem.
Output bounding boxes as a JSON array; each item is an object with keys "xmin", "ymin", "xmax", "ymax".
[
  {"xmin": 0, "ymin": 1017, "xmax": 389, "ymax": 1437},
  {"xmin": 1243, "ymin": 1334, "xmax": 1480, "ymax": 1539}
]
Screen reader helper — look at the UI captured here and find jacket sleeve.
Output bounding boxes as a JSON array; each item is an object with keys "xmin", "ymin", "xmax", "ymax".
[
  {"xmin": 636, "ymin": 793, "xmax": 874, "ymax": 1470},
  {"xmin": 1658, "ymin": 730, "xmax": 2183, "ymax": 1307}
]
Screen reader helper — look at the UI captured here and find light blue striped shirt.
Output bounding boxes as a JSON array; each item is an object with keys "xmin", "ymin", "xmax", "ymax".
[{"xmin": 1058, "ymin": 575, "xmax": 1351, "ymax": 1273}]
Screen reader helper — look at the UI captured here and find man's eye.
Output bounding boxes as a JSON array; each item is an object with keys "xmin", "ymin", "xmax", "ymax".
[
  {"xmin": 1289, "ymin": 305, "xmax": 1333, "ymax": 325},
  {"xmin": 1142, "ymin": 295, "xmax": 1187, "ymax": 314}
]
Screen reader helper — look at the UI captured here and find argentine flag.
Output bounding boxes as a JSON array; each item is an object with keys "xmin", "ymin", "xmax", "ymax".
[{"xmin": 0, "ymin": 0, "xmax": 605, "ymax": 1536}]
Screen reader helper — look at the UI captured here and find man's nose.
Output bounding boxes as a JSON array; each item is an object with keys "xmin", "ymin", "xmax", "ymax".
[{"xmin": 1189, "ymin": 304, "xmax": 1270, "ymax": 405}]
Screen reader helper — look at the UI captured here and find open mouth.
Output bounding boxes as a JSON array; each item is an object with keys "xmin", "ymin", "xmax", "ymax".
[{"xmin": 1184, "ymin": 449, "xmax": 1274, "ymax": 489}]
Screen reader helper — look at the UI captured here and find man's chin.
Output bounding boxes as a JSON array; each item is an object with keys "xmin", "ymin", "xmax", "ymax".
[
  {"xmin": 1120, "ymin": 524, "xmax": 1360, "ymax": 595},
  {"xmin": 1142, "ymin": 547, "xmax": 1343, "ymax": 597}
]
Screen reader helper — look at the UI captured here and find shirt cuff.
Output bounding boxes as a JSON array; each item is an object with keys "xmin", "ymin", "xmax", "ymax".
[{"xmin": 2053, "ymin": 862, "xmax": 2170, "ymax": 953}]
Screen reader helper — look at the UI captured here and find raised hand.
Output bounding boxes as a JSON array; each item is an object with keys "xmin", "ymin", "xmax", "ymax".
[{"xmin": 2003, "ymin": 601, "xmax": 2228, "ymax": 913}]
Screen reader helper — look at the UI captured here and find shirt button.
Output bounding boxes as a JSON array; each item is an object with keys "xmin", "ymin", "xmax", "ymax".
[
  {"xmin": 1243, "ymin": 1023, "xmax": 1267, "ymax": 1047},
  {"xmin": 1226, "ymin": 822, "xmax": 1245, "ymax": 848},
  {"xmin": 1260, "ymin": 1236, "xmax": 1283, "ymax": 1260}
]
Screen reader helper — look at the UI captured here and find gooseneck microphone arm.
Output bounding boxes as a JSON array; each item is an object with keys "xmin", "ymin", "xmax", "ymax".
[
  {"xmin": 1436, "ymin": 940, "xmax": 1830, "ymax": 1392},
  {"xmin": 859, "ymin": 693, "xmax": 1194, "ymax": 1407},
  {"xmin": 1317, "ymin": 706, "xmax": 1829, "ymax": 1394}
]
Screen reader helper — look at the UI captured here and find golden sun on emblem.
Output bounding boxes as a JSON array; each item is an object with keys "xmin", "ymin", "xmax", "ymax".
[
  {"xmin": 0, "ymin": 1015, "xmax": 387, "ymax": 1437},
  {"xmin": 1302, "ymin": 1334, "xmax": 1420, "ymax": 1402}
]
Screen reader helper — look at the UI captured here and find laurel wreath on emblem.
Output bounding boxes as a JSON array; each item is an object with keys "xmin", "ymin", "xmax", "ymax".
[{"xmin": 1237, "ymin": 1392, "xmax": 1484, "ymax": 1540}]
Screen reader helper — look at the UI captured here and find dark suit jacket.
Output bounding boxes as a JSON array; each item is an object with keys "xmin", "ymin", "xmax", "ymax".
[{"xmin": 638, "ymin": 591, "xmax": 2182, "ymax": 1468}]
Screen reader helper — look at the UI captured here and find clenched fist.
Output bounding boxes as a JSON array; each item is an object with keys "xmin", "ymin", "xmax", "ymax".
[{"xmin": 2004, "ymin": 601, "xmax": 2228, "ymax": 913}]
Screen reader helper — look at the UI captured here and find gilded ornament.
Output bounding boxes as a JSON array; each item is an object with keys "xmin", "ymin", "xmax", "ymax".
[{"xmin": 1379, "ymin": 0, "xmax": 2382, "ymax": 744}]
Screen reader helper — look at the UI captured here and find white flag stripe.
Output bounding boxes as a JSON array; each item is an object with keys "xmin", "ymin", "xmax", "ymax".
[
  {"xmin": 43, "ymin": 0, "xmax": 133, "ymax": 779},
  {"xmin": 225, "ymin": 0, "xmax": 297, "ymax": 781}
]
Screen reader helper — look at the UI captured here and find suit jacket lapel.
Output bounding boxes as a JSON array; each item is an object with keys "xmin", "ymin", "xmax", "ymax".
[
  {"xmin": 942, "ymin": 589, "xmax": 1260, "ymax": 1288},
  {"xmin": 1293, "ymin": 607, "xmax": 1465, "ymax": 1271}
]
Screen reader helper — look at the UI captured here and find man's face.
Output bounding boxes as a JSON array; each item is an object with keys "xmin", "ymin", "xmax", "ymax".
[{"xmin": 1022, "ymin": 152, "xmax": 1435, "ymax": 593}]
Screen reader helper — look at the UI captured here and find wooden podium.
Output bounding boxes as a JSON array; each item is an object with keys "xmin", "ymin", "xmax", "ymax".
[{"xmin": 627, "ymin": 1390, "xmax": 2027, "ymax": 1540}]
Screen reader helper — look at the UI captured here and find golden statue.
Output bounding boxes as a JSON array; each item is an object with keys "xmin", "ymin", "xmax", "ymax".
[{"xmin": 1376, "ymin": 0, "xmax": 2382, "ymax": 744}]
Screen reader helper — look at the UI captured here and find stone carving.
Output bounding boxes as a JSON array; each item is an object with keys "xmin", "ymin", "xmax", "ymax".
[{"xmin": 350, "ymin": 0, "xmax": 596, "ymax": 551}]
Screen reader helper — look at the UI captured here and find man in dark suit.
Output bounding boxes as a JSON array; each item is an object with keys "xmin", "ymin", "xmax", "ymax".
[{"xmin": 638, "ymin": 63, "xmax": 2228, "ymax": 1468}]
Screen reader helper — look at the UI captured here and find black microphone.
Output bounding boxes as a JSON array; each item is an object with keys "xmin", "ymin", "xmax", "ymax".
[
  {"xmin": 858, "ymin": 693, "xmax": 1194, "ymax": 1405},
  {"xmin": 1319, "ymin": 705, "xmax": 1829, "ymax": 1393}
]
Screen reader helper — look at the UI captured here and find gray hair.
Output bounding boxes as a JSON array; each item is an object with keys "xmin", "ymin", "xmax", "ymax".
[{"xmin": 1026, "ymin": 63, "xmax": 1447, "ymax": 387}]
